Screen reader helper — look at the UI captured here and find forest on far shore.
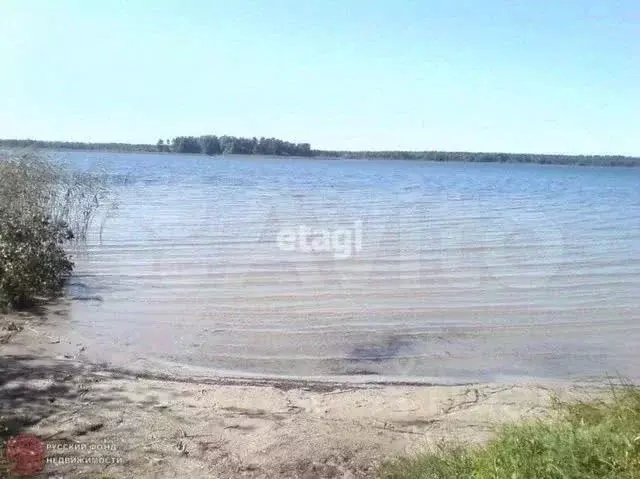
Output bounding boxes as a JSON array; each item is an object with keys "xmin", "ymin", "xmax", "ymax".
[
  {"xmin": 314, "ymin": 149, "xmax": 640, "ymax": 166},
  {"xmin": 1, "ymin": 137, "xmax": 639, "ymax": 166},
  {"xmin": 0, "ymin": 136, "xmax": 312, "ymax": 157}
]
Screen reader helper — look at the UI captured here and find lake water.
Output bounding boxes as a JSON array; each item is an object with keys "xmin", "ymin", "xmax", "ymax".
[{"xmin": 60, "ymin": 152, "xmax": 640, "ymax": 383}]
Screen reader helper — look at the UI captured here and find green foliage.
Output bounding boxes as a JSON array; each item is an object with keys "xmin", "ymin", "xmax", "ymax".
[
  {"xmin": 380, "ymin": 385, "xmax": 640, "ymax": 479},
  {"xmin": 380, "ymin": 443, "xmax": 474, "ymax": 479},
  {"xmin": 171, "ymin": 136, "xmax": 202, "ymax": 154},
  {"xmin": 0, "ymin": 153, "xmax": 106, "ymax": 310},
  {"xmin": 156, "ymin": 138, "xmax": 170, "ymax": 153},
  {"xmin": 0, "ymin": 138, "xmax": 157, "ymax": 152},
  {"xmin": 0, "ymin": 209, "xmax": 73, "ymax": 309},
  {"xmin": 316, "ymin": 150, "xmax": 640, "ymax": 166},
  {"xmin": 199, "ymin": 135, "xmax": 221, "ymax": 155},
  {"xmin": 168, "ymin": 135, "xmax": 313, "ymax": 156},
  {"xmin": 0, "ymin": 136, "xmax": 315, "ymax": 157}
]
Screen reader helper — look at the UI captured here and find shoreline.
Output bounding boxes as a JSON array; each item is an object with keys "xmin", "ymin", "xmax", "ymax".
[
  {"xmin": 3, "ymin": 146, "xmax": 640, "ymax": 167},
  {"xmin": 1, "ymin": 308, "xmax": 608, "ymax": 478}
]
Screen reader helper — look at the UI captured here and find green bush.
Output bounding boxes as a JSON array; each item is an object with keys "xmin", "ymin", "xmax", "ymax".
[
  {"xmin": 0, "ymin": 153, "xmax": 106, "ymax": 310},
  {"xmin": 0, "ymin": 209, "xmax": 74, "ymax": 309}
]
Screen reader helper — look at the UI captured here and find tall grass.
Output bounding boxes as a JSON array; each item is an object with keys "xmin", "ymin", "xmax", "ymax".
[
  {"xmin": 380, "ymin": 384, "xmax": 640, "ymax": 479},
  {"xmin": 0, "ymin": 152, "xmax": 108, "ymax": 240}
]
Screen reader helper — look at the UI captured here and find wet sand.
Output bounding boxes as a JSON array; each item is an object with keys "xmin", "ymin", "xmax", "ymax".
[{"xmin": 1, "ymin": 309, "xmax": 607, "ymax": 478}]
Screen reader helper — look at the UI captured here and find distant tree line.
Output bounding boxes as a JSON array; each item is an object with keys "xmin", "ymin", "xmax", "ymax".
[
  {"xmin": 314, "ymin": 150, "xmax": 640, "ymax": 167},
  {"xmin": 1, "ymin": 138, "xmax": 638, "ymax": 166},
  {"xmin": 0, "ymin": 136, "xmax": 313, "ymax": 157},
  {"xmin": 0, "ymin": 139, "xmax": 157, "ymax": 152}
]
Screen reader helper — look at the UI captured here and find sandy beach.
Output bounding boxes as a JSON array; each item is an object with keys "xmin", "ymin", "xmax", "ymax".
[{"xmin": 1, "ymin": 307, "xmax": 606, "ymax": 478}]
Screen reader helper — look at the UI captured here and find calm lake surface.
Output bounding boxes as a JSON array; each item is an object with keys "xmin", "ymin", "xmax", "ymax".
[{"xmin": 61, "ymin": 152, "xmax": 640, "ymax": 383}]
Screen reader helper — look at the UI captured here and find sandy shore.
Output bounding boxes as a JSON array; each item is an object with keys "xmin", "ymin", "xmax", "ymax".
[{"xmin": 1, "ymin": 309, "xmax": 605, "ymax": 478}]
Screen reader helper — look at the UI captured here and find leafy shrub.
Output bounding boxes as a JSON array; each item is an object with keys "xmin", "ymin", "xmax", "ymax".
[
  {"xmin": 0, "ymin": 209, "xmax": 74, "ymax": 309},
  {"xmin": 0, "ymin": 153, "xmax": 107, "ymax": 310}
]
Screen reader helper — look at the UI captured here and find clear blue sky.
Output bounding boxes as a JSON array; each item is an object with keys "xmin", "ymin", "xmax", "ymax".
[{"xmin": 1, "ymin": 1, "xmax": 638, "ymax": 155}]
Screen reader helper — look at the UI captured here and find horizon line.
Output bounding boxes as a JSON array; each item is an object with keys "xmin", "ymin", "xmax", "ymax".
[{"xmin": 1, "ymin": 137, "xmax": 639, "ymax": 159}]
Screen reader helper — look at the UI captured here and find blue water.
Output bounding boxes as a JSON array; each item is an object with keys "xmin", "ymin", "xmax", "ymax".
[{"xmin": 58, "ymin": 151, "xmax": 640, "ymax": 383}]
